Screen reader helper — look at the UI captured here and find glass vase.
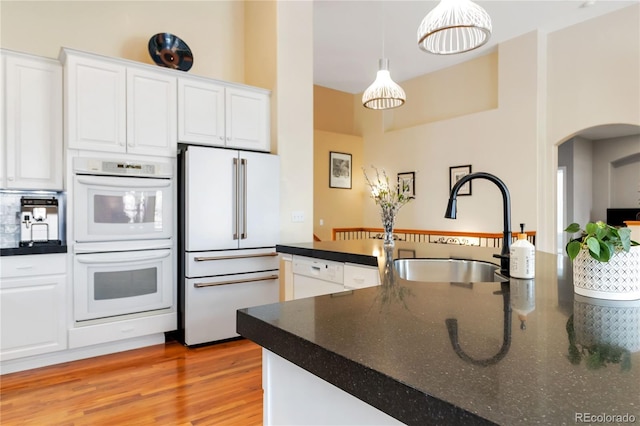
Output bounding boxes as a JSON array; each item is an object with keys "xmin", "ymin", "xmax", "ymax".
[{"xmin": 381, "ymin": 207, "xmax": 396, "ymax": 247}]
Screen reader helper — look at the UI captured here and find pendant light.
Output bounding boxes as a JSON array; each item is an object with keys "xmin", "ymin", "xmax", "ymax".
[
  {"xmin": 362, "ymin": 59, "xmax": 406, "ymax": 110},
  {"xmin": 362, "ymin": 3, "xmax": 406, "ymax": 110},
  {"xmin": 417, "ymin": 0, "xmax": 492, "ymax": 55}
]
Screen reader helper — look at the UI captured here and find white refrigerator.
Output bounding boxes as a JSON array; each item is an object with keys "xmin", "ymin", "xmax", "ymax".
[{"xmin": 179, "ymin": 144, "xmax": 280, "ymax": 346}]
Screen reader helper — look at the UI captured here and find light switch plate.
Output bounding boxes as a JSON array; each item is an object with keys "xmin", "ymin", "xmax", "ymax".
[{"xmin": 291, "ymin": 211, "xmax": 305, "ymax": 222}]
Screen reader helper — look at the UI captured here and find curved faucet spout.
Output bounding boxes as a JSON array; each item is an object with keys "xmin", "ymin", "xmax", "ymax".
[{"xmin": 444, "ymin": 172, "xmax": 512, "ymax": 276}]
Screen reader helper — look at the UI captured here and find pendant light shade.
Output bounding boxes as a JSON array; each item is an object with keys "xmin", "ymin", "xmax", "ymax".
[
  {"xmin": 417, "ymin": 0, "xmax": 492, "ymax": 55},
  {"xmin": 362, "ymin": 59, "xmax": 406, "ymax": 110}
]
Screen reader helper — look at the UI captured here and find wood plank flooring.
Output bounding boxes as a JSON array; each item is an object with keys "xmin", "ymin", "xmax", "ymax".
[{"xmin": 0, "ymin": 338, "xmax": 263, "ymax": 425}]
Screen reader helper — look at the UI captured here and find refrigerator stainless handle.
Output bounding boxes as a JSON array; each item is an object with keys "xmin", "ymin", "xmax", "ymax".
[
  {"xmin": 241, "ymin": 158, "xmax": 248, "ymax": 239},
  {"xmin": 194, "ymin": 274, "xmax": 279, "ymax": 288},
  {"xmin": 194, "ymin": 252, "xmax": 278, "ymax": 261},
  {"xmin": 233, "ymin": 157, "xmax": 239, "ymax": 240}
]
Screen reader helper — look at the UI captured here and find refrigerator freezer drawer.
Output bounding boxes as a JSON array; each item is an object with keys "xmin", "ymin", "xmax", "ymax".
[
  {"xmin": 185, "ymin": 248, "xmax": 278, "ymax": 278},
  {"xmin": 184, "ymin": 271, "xmax": 279, "ymax": 345}
]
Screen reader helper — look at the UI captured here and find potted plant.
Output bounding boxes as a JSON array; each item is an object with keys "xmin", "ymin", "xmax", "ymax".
[{"xmin": 565, "ymin": 221, "xmax": 640, "ymax": 300}]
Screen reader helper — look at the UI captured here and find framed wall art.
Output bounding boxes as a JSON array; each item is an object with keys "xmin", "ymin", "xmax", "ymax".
[
  {"xmin": 397, "ymin": 172, "xmax": 415, "ymax": 199},
  {"xmin": 329, "ymin": 151, "xmax": 352, "ymax": 189},
  {"xmin": 449, "ymin": 165, "xmax": 472, "ymax": 196}
]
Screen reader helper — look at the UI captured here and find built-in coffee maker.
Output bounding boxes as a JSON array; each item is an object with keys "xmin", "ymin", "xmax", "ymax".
[{"xmin": 20, "ymin": 197, "xmax": 61, "ymax": 246}]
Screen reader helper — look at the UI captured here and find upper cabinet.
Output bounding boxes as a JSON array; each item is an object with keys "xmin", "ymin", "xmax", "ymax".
[
  {"xmin": 178, "ymin": 75, "xmax": 270, "ymax": 152},
  {"xmin": 1, "ymin": 49, "xmax": 63, "ymax": 190},
  {"xmin": 61, "ymin": 48, "xmax": 177, "ymax": 157}
]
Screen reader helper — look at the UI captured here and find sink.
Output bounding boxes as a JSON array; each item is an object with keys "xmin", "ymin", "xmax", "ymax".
[{"xmin": 394, "ymin": 258, "xmax": 508, "ymax": 283}]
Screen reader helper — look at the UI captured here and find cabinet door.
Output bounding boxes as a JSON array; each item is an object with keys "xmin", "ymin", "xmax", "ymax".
[
  {"xmin": 0, "ymin": 274, "xmax": 67, "ymax": 361},
  {"xmin": 2, "ymin": 52, "xmax": 63, "ymax": 190},
  {"xmin": 344, "ymin": 264, "xmax": 381, "ymax": 289},
  {"xmin": 65, "ymin": 55, "xmax": 126, "ymax": 152},
  {"xmin": 240, "ymin": 151, "xmax": 280, "ymax": 248},
  {"xmin": 178, "ymin": 78, "xmax": 225, "ymax": 146},
  {"xmin": 127, "ymin": 68, "xmax": 177, "ymax": 157},
  {"xmin": 225, "ymin": 87, "xmax": 270, "ymax": 152}
]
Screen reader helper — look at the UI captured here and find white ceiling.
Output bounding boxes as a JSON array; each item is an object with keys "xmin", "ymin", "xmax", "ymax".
[{"xmin": 313, "ymin": 0, "xmax": 639, "ymax": 94}]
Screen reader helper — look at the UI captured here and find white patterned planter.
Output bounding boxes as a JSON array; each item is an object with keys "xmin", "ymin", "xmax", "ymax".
[
  {"xmin": 573, "ymin": 246, "xmax": 640, "ymax": 300},
  {"xmin": 573, "ymin": 295, "xmax": 640, "ymax": 352}
]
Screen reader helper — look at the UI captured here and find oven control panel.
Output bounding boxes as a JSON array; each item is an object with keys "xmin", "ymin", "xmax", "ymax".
[{"xmin": 73, "ymin": 157, "xmax": 173, "ymax": 178}]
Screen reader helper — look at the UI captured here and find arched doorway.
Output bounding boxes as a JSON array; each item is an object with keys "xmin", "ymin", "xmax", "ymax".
[{"xmin": 556, "ymin": 124, "xmax": 640, "ymax": 254}]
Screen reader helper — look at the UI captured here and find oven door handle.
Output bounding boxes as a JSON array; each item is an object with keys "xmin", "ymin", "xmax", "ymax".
[
  {"xmin": 194, "ymin": 274, "xmax": 279, "ymax": 288},
  {"xmin": 76, "ymin": 176, "xmax": 172, "ymax": 188},
  {"xmin": 75, "ymin": 251, "xmax": 171, "ymax": 264}
]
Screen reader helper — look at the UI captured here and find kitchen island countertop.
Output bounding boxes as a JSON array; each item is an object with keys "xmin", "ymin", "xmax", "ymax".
[{"xmin": 238, "ymin": 240, "xmax": 640, "ymax": 425}]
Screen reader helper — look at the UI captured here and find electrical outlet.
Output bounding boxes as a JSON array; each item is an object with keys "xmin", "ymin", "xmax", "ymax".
[
  {"xmin": 319, "ymin": 219, "xmax": 324, "ymax": 226},
  {"xmin": 291, "ymin": 211, "xmax": 305, "ymax": 222}
]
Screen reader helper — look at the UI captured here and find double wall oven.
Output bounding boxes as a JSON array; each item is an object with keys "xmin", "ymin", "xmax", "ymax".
[{"xmin": 72, "ymin": 157, "xmax": 174, "ymax": 323}]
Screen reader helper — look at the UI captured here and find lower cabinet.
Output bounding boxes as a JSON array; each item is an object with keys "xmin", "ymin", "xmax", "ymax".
[
  {"xmin": 0, "ymin": 254, "xmax": 67, "ymax": 361},
  {"xmin": 281, "ymin": 254, "xmax": 380, "ymax": 301},
  {"xmin": 344, "ymin": 263, "xmax": 381, "ymax": 289}
]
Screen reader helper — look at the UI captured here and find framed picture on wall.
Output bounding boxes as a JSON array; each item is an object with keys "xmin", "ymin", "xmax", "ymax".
[
  {"xmin": 329, "ymin": 151, "xmax": 352, "ymax": 189},
  {"xmin": 449, "ymin": 165, "xmax": 472, "ymax": 196},
  {"xmin": 397, "ymin": 172, "xmax": 415, "ymax": 199}
]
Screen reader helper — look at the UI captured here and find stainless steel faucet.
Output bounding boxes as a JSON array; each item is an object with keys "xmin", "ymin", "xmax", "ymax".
[{"xmin": 445, "ymin": 172, "xmax": 512, "ymax": 277}]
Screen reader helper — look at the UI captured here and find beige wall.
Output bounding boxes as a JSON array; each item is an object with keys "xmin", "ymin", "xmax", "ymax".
[
  {"xmin": 313, "ymin": 85, "xmax": 363, "ymax": 241},
  {"xmin": 390, "ymin": 52, "xmax": 498, "ymax": 130},
  {"xmin": 314, "ymin": 86, "xmax": 356, "ymax": 136},
  {"xmin": 275, "ymin": 0, "xmax": 314, "ymax": 243},
  {"xmin": 0, "ymin": 1, "xmax": 246, "ymax": 83},
  {"xmin": 539, "ymin": 4, "xmax": 640, "ymax": 251},
  {"xmin": 313, "ymin": 130, "xmax": 364, "ymax": 241}
]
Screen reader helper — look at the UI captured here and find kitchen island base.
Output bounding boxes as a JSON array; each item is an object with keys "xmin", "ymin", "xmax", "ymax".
[{"xmin": 263, "ymin": 349, "xmax": 401, "ymax": 425}]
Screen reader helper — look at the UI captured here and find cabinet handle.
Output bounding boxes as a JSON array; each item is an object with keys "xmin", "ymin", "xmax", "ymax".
[
  {"xmin": 8, "ymin": 177, "xmax": 14, "ymax": 181},
  {"xmin": 15, "ymin": 265, "xmax": 34, "ymax": 270}
]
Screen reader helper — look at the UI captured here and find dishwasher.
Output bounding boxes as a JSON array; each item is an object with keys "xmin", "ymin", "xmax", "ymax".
[{"xmin": 292, "ymin": 256, "xmax": 346, "ymax": 299}]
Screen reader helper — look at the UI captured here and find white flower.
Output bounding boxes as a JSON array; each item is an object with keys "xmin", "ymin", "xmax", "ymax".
[{"xmin": 362, "ymin": 166, "xmax": 413, "ymax": 214}]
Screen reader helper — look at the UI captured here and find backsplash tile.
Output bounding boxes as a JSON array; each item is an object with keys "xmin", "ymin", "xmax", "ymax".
[{"xmin": 1, "ymin": 192, "xmax": 22, "ymax": 248}]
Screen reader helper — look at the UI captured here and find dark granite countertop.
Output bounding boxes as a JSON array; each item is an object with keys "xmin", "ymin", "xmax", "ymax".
[
  {"xmin": 238, "ymin": 240, "xmax": 640, "ymax": 425},
  {"xmin": 0, "ymin": 244, "xmax": 67, "ymax": 256}
]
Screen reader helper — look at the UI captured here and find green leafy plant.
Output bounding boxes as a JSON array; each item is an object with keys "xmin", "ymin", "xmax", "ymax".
[{"xmin": 564, "ymin": 221, "xmax": 639, "ymax": 262}]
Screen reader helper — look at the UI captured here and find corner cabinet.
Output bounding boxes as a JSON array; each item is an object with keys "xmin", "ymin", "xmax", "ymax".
[
  {"xmin": 178, "ymin": 75, "xmax": 270, "ymax": 152},
  {"xmin": 0, "ymin": 254, "xmax": 67, "ymax": 361},
  {"xmin": 61, "ymin": 48, "xmax": 177, "ymax": 157},
  {"xmin": 1, "ymin": 49, "xmax": 63, "ymax": 190}
]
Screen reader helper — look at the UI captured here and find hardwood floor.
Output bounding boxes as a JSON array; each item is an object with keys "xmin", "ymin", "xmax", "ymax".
[{"xmin": 0, "ymin": 338, "xmax": 263, "ymax": 425}]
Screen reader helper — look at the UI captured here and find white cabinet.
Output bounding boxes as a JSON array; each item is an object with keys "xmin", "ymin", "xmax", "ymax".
[
  {"xmin": 1, "ymin": 49, "xmax": 63, "ymax": 190},
  {"xmin": 344, "ymin": 263, "xmax": 381, "ymax": 289},
  {"xmin": 178, "ymin": 78, "xmax": 225, "ymax": 145},
  {"xmin": 126, "ymin": 67, "xmax": 177, "ymax": 156},
  {"xmin": 178, "ymin": 76, "xmax": 270, "ymax": 152},
  {"xmin": 0, "ymin": 254, "xmax": 67, "ymax": 361},
  {"xmin": 225, "ymin": 87, "xmax": 270, "ymax": 151},
  {"xmin": 61, "ymin": 48, "xmax": 177, "ymax": 157}
]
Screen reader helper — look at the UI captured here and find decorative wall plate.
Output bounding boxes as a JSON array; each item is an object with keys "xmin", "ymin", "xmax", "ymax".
[{"xmin": 148, "ymin": 33, "xmax": 193, "ymax": 72}]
